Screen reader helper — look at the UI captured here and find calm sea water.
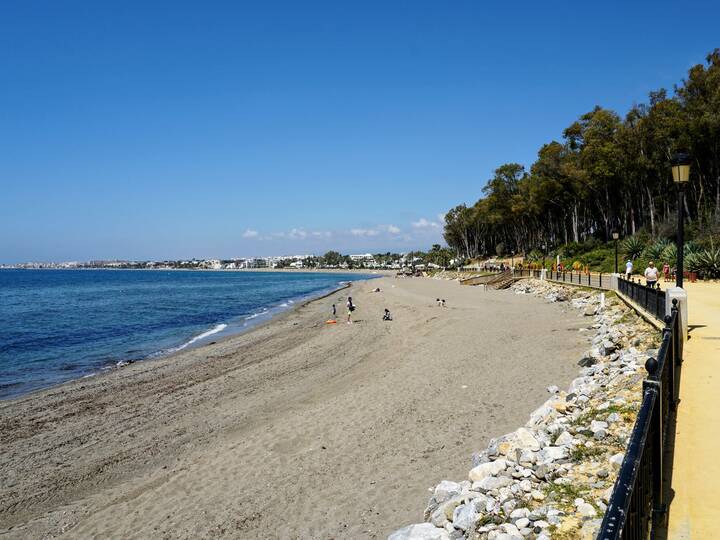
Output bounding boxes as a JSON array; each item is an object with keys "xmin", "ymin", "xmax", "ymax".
[{"xmin": 0, "ymin": 269, "xmax": 375, "ymax": 399}]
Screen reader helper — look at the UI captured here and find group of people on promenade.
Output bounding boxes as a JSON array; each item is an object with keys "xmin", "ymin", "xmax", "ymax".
[
  {"xmin": 625, "ymin": 260, "xmax": 674, "ymax": 289},
  {"xmin": 482, "ymin": 262, "xmax": 507, "ymax": 272}
]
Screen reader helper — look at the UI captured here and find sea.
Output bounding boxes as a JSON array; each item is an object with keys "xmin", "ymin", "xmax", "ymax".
[{"xmin": 0, "ymin": 269, "xmax": 376, "ymax": 399}]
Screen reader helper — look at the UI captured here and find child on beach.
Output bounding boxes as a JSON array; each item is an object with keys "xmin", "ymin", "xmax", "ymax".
[
  {"xmin": 383, "ymin": 309, "xmax": 392, "ymax": 321},
  {"xmin": 346, "ymin": 297, "xmax": 355, "ymax": 324}
]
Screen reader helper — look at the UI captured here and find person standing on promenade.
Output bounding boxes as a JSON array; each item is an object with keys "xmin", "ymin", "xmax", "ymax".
[
  {"xmin": 625, "ymin": 260, "xmax": 633, "ymax": 279},
  {"xmin": 644, "ymin": 261, "xmax": 659, "ymax": 288},
  {"xmin": 663, "ymin": 262, "xmax": 670, "ymax": 282},
  {"xmin": 346, "ymin": 296, "xmax": 355, "ymax": 324}
]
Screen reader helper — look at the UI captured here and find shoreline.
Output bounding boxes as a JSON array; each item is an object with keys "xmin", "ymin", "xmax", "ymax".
[
  {"xmin": 1, "ymin": 276, "xmax": 589, "ymax": 538},
  {"xmin": 1, "ymin": 277, "xmax": 369, "ymax": 404}
]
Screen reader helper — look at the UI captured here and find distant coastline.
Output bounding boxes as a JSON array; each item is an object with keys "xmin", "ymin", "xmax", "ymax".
[{"xmin": 0, "ymin": 267, "xmax": 394, "ymax": 275}]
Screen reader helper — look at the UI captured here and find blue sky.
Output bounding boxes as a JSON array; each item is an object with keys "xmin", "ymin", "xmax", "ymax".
[{"xmin": 1, "ymin": 1, "xmax": 718, "ymax": 262}]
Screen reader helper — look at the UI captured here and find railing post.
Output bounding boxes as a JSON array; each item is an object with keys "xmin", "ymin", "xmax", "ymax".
[
  {"xmin": 663, "ymin": 315, "xmax": 677, "ymax": 411},
  {"xmin": 672, "ymin": 299, "xmax": 683, "ymax": 363}
]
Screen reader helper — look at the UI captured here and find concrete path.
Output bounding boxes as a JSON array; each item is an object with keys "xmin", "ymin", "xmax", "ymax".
[{"xmin": 667, "ymin": 280, "xmax": 720, "ymax": 539}]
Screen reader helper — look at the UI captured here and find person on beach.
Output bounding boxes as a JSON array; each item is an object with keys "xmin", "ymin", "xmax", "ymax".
[
  {"xmin": 441, "ymin": 299, "xmax": 446, "ymax": 308},
  {"xmin": 644, "ymin": 261, "xmax": 659, "ymax": 288},
  {"xmin": 625, "ymin": 260, "xmax": 633, "ymax": 279},
  {"xmin": 346, "ymin": 296, "xmax": 355, "ymax": 324},
  {"xmin": 383, "ymin": 308, "xmax": 392, "ymax": 321},
  {"xmin": 436, "ymin": 298, "xmax": 442, "ymax": 307},
  {"xmin": 332, "ymin": 304, "xmax": 337, "ymax": 320}
]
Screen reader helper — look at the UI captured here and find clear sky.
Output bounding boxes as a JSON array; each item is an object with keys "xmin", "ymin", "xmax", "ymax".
[{"xmin": 1, "ymin": 1, "xmax": 718, "ymax": 262}]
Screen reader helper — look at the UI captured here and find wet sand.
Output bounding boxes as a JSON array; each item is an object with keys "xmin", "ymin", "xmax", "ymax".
[{"xmin": 0, "ymin": 276, "xmax": 588, "ymax": 539}]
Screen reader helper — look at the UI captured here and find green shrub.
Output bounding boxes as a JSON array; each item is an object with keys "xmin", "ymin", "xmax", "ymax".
[
  {"xmin": 623, "ymin": 236, "xmax": 645, "ymax": 260},
  {"xmin": 526, "ymin": 249, "xmax": 543, "ymax": 262},
  {"xmin": 645, "ymin": 239, "xmax": 672, "ymax": 260},
  {"xmin": 687, "ymin": 245, "xmax": 720, "ymax": 278}
]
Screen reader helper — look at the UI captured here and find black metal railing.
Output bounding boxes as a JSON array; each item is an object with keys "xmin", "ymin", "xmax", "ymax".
[
  {"xmin": 512, "ymin": 268, "xmax": 607, "ymax": 289},
  {"xmin": 599, "ymin": 299, "xmax": 683, "ymax": 539},
  {"xmin": 512, "ymin": 268, "xmax": 542, "ymax": 279},
  {"xmin": 618, "ymin": 277, "xmax": 667, "ymax": 321}
]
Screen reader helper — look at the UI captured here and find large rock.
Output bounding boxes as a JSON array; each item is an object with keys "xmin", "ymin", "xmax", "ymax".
[
  {"xmin": 475, "ymin": 475, "xmax": 513, "ymax": 492},
  {"xmin": 536, "ymin": 446, "xmax": 567, "ymax": 465},
  {"xmin": 430, "ymin": 492, "xmax": 481, "ymax": 526},
  {"xmin": 600, "ymin": 340, "xmax": 617, "ymax": 356},
  {"xmin": 433, "ymin": 480, "xmax": 461, "ymax": 503},
  {"xmin": 388, "ymin": 523, "xmax": 451, "ymax": 540},
  {"xmin": 452, "ymin": 502, "xmax": 479, "ymax": 531},
  {"xmin": 610, "ymin": 453, "xmax": 624, "ymax": 470},
  {"xmin": 554, "ymin": 431, "xmax": 573, "ymax": 446},
  {"xmin": 577, "ymin": 502, "xmax": 596, "ymax": 517},
  {"xmin": 469, "ymin": 458, "xmax": 508, "ymax": 482},
  {"xmin": 515, "ymin": 428, "xmax": 541, "ymax": 451}
]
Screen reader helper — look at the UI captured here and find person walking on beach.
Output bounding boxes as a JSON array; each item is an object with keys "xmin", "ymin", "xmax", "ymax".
[
  {"xmin": 644, "ymin": 261, "xmax": 659, "ymax": 289},
  {"xmin": 346, "ymin": 296, "xmax": 355, "ymax": 324},
  {"xmin": 331, "ymin": 303, "xmax": 337, "ymax": 320},
  {"xmin": 625, "ymin": 260, "xmax": 633, "ymax": 280}
]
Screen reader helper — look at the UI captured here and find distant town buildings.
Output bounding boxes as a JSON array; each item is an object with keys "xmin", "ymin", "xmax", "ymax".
[{"xmin": 0, "ymin": 252, "xmax": 426, "ymax": 271}]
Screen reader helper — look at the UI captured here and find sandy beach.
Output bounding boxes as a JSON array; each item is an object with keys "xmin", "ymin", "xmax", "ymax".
[{"xmin": 0, "ymin": 276, "xmax": 589, "ymax": 539}]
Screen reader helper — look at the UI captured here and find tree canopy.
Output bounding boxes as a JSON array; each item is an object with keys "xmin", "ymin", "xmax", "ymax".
[{"xmin": 443, "ymin": 49, "xmax": 720, "ymax": 259}]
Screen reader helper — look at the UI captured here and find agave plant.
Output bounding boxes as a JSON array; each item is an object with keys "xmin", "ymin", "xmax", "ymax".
[
  {"xmin": 685, "ymin": 251, "xmax": 700, "ymax": 272},
  {"xmin": 645, "ymin": 239, "xmax": 672, "ymax": 260},
  {"xmin": 688, "ymin": 246, "xmax": 720, "ymax": 278},
  {"xmin": 662, "ymin": 242, "xmax": 702, "ymax": 266},
  {"xmin": 526, "ymin": 249, "xmax": 543, "ymax": 262},
  {"xmin": 623, "ymin": 236, "xmax": 644, "ymax": 260},
  {"xmin": 661, "ymin": 243, "xmax": 677, "ymax": 264},
  {"xmin": 684, "ymin": 240, "xmax": 701, "ymax": 255}
]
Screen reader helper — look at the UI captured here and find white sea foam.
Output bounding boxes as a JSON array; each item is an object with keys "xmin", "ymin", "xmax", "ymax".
[{"xmin": 177, "ymin": 323, "xmax": 228, "ymax": 350}]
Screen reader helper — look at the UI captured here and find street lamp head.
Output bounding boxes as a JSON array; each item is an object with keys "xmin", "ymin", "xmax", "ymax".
[
  {"xmin": 671, "ymin": 151, "xmax": 691, "ymax": 183},
  {"xmin": 612, "ymin": 231, "xmax": 619, "ymax": 240}
]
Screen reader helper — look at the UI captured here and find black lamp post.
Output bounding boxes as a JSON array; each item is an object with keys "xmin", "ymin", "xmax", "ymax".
[
  {"xmin": 671, "ymin": 152, "xmax": 691, "ymax": 288},
  {"xmin": 511, "ymin": 251, "xmax": 514, "ymax": 268},
  {"xmin": 612, "ymin": 231, "xmax": 619, "ymax": 274}
]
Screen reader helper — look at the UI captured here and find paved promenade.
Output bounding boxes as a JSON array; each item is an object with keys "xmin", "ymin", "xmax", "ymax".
[{"xmin": 667, "ymin": 281, "xmax": 720, "ymax": 539}]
